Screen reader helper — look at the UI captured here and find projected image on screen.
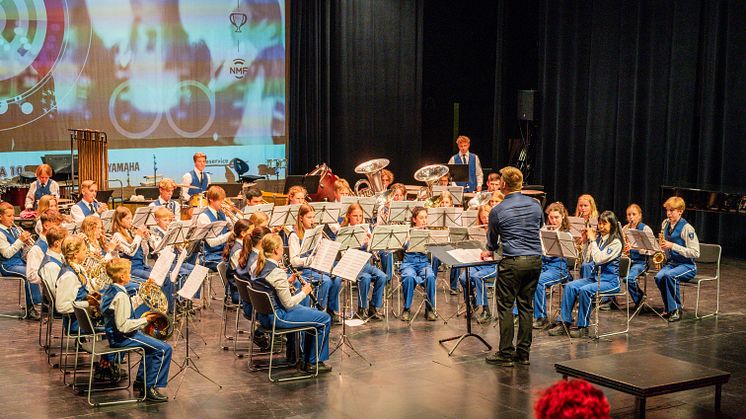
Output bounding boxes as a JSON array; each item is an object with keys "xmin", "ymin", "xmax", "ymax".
[{"xmin": 0, "ymin": 0, "xmax": 286, "ymax": 184}]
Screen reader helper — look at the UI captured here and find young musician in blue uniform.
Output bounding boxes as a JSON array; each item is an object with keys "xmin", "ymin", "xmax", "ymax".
[
  {"xmin": 341, "ymin": 203, "xmax": 387, "ymax": 320},
  {"xmin": 531, "ymin": 202, "xmax": 571, "ymax": 329},
  {"xmin": 253, "ymin": 233, "xmax": 332, "ymax": 373},
  {"xmin": 24, "ymin": 164, "xmax": 60, "ymax": 210},
  {"xmin": 195, "ymin": 186, "xmax": 232, "ymax": 271},
  {"xmin": 0, "ymin": 202, "xmax": 40, "ymax": 318},
  {"xmin": 111, "ymin": 207, "xmax": 151, "ymax": 285},
  {"xmin": 549, "ymin": 210, "xmax": 623, "ymax": 338},
  {"xmin": 236, "ymin": 227, "xmax": 272, "ymax": 317},
  {"xmin": 181, "ymin": 152, "xmax": 210, "ymax": 201},
  {"xmin": 25, "ymin": 210, "xmax": 64, "ymax": 318},
  {"xmin": 149, "ymin": 178, "xmax": 180, "ymax": 218},
  {"xmin": 288, "ymin": 204, "xmax": 341, "ymax": 321},
  {"xmin": 459, "ymin": 204, "xmax": 494, "ymax": 324},
  {"xmin": 655, "ymin": 197, "xmax": 700, "ymax": 322},
  {"xmin": 574, "ymin": 194, "xmax": 599, "ymax": 279},
  {"xmin": 55, "ymin": 235, "xmax": 94, "ymax": 333},
  {"xmin": 400, "ymin": 206, "xmax": 437, "ymax": 321},
  {"xmin": 223, "ymin": 219, "xmax": 252, "ymax": 304},
  {"xmin": 100, "ymin": 258, "xmax": 172, "ymax": 402},
  {"xmin": 377, "ymin": 183, "xmax": 407, "ymax": 285},
  {"xmin": 447, "ymin": 135, "xmax": 484, "ymax": 192},
  {"xmin": 39, "ymin": 226, "xmax": 68, "ymax": 301},
  {"xmin": 622, "ymin": 204, "xmax": 654, "ymax": 308},
  {"xmin": 70, "ymin": 180, "xmax": 108, "ymax": 226}
]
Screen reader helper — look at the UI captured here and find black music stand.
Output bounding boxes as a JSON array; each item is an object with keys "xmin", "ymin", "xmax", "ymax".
[
  {"xmin": 429, "ymin": 243, "xmax": 494, "ymax": 356},
  {"xmin": 446, "ymin": 164, "xmax": 469, "ymax": 184}
]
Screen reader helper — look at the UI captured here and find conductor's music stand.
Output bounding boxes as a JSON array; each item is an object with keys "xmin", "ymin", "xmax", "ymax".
[{"xmin": 430, "ymin": 242, "xmax": 494, "ymax": 355}]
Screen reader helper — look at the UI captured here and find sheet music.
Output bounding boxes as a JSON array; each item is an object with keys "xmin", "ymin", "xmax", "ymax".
[
  {"xmin": 567, "ymin": 216, "xmax": 586, "ymax": 238},
  {"xmin": 310, "ymin": 202, "xmax": 343, "ymax": 225},
  {"xmin": 369, "ymin": 225, "xmax": 409, "ymax": 251},
  {"xmin": 340, "ymin": 196, "xmax": 376, "ymax": 219},
  {"xmin": 170, "ymin": 250, "xmax": 188, "ymax": 283},
  {"xmin": 336, "ymin": 224, "xmax": 369, "ymax": 250},
  {"xmin": 429, "ymin": 229, "xmax": 450, "ymax": 245},
  {"xmin": 190, "ymin": 207, "xmax": 206, "ymax": 222},
  {"xmin": 408, "ymin": 229, "xmax": 430, "ymax": 253},
  {"xmin": 308, "ymin": 239, "xmax": 341, "ymax": 274},
  {"xmin": 299, "ymin": 225, "xmax": 324, "ymax": 255},
  {"xmin": 132, "ymin": 206, "xmax": 157, "ymax": 228},
  {"xmin": 269, "ymin": 204, "xmax": 301, "ymax": 227},
  {"xmin": 186, "ymin": 223, "xmax": 212, "ymax": 242},
  {"xmin": 205, "ymin": 221, "xmax": 229, "ymax": 239},
  {"xmin": 467, "ymin": 226, "xmax": 487, "ymax": 243},
  {"xmin": 101, "ymin": 210, "xmax": 115, "ymax": 232},
  {"xmin": 461, "ymin": 209, "xmax": 478, "ymax": 227},
  {"xmin": 150, "ymin": 247, "xmax": 176, "ymax": 286},
  {"xmin": 244, "ymin": 203, "xmax": 274, "ymax": 217},
  {"xmin": 626, "ymin": 229, "xmax": 660, "ymax": 254},
  {"xmin": 331, "ymin": 248, "xmax": 372, "ymax": 282},
  {"xmin": 541, "ymin": 229, "xmax": 577, "ymax": 258},
  {"xmin": 427, "ymin": 207, "xmax": 447, "ymax": 228},
  {"xmin": 446, "ymin": 248, "xmax": 484, "ymax": 264},
  {"xmin": 432, "ymin": 185, "xmax": 465, "ymax": 206},
  {"xmin": 177, "ymin": 264, "xmax": 209, "ymax": 300},
  {"xmin": 449, "ymin": 227, "xmax": 468, "ymax": 242}
]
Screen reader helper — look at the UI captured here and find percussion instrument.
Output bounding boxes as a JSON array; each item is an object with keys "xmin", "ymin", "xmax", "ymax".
[
  {"xmin": 306, "ymin": 163, "xmax": 338, "ymax": 202},
  {"xmin": 70, "ymin": 128, "xmax": 108, "ymax": 194},
  {"xmin": 57, "ymin": 198, "xmax": 75, "ymax": 212},
  {"xmin": 189, "ymin": 193, "xmax": 208, "ymax": 207},
  {"xmin": 0, "ymin": 185, "xmax": 29, "ymax": 207}
]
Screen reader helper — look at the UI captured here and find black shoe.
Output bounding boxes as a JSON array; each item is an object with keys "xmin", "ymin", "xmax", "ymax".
[
  {"xmin": 485, "ymin": 352, "xmax": 514, "ymax": 367},
  {"xmin": 598, "ymin": 301, "xmax": 612, "ymax": 311},
  {"xmin": 547, "ymin": 324, "xmax": 569, "ymax": 336},
  {"xmin": 476, "ymin": 309, "xmax": 491, "ymax": 324},
  {"xmin": 24, "ymin": 307, "xmax": 40, "ymax": 320},
  {"xmin": 145, "ymin": 387, "xmax": 169, "ymax": 402},
  {"xmin": 400, "ymin": 309, "xmax": 411, "ymax": 322},
  {"xmin": 367, "ymin": 307, "xmax": 383, "ymax": 321},
  {"xmin": 532, "ymin": 318, "xmax": 549, "ymax": 330},
  {"xmin": 668, "ymin": 308, "xmax": 682, "ymax": 322},
  {"xmin": 425, "ymin": 309, "xmax": 437, "ymax": 322},
  {"xmin": 356, "ymin": 307, "xmax": 369, "ymax": 320},
  {"xmin": 569, "ymin": 327, "xmax": 589, "ymax": 338},
  {"xmin": 512, "ymin": 352, "xmax": 530, "ymax": 365},
  {"xmin": 305, "ymin": 361, "xmax": 332, "ymax": 374},
  {"xmin": 449, "ymin": 288, "xmax": 459, "ymax": 296},
  {"xmin": 662, "ymin": 311, "xmax": 671, "ymax": 319},
  {"xmin": 133, "ymin": 379, "xmax": 144, "ymax": 393}
]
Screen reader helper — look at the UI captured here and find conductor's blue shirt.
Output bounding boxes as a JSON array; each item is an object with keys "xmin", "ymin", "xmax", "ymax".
[{"xmin": 486, "ymin": 192, "xmax": 543, "ymax": 257}]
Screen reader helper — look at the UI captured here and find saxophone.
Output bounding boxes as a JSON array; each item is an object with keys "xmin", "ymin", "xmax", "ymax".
[{"xmin": 652, "ymin": 232, "xmax": 666, "ymax": 270}]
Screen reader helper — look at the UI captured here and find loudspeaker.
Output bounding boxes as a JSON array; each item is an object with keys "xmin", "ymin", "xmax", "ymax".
[{"xmin": 517, "ymin": 90, "xmax": 537, "ymax": 121}]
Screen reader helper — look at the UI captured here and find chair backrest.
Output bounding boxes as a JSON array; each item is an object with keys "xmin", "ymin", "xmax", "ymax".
[
  {"xmin": 72, "ymin": 304, "xmax": 96, "ymax": 336},
  {"xmin": 245, "ymin": 283, "xmax": 276, "ymax": 316},
  {"xmin": 696, "ymin": 243, "xmax": 721, "ymax": 265},
  {"xmin": 217, "ymin": 261, "xmax": 228, "ymax": 288},
  {"xmin": 235, "ymin": 277, "xmax": 251, "ymax": 305},
  {"xmin": 619, "ymin": 257, "xmax": 630, "ymax": 279}
]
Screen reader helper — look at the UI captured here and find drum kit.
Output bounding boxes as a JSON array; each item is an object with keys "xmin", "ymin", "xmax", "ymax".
[{"xmin": 0, "ymin": 179, "xmax": 30, "ymax": 208}]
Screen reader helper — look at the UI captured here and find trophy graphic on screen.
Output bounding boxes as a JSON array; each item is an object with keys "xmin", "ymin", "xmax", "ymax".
[{"xmin": 230, "ymin": 12, "xmax": 248, "ymax": 33}]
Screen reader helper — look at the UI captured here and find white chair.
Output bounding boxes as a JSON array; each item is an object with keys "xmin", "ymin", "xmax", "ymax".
[{"xmin": 681, "ymin": 243, "xmax": 721, "ymax": 319}]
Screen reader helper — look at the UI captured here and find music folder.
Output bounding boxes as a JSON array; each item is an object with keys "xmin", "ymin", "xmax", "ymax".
[{"xmin": 133, "ymin": 206, "xmax": 158, "ymax": 228}]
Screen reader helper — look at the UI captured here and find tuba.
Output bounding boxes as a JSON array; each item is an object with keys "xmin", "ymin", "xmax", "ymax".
[
  {"xmin": 414, "ymin": 164, "xmax": 449, "ymax": 203},
  {"xmin": 354, "ymin": 158, "xmax": 390, "ymax": 197},
  {"xmin": 137, "ymin": 281, "xmax": 174, "ymax": 340},
  {"xmin": 468, "ymin": 191, "xmax": 493, "ymax": 209}
]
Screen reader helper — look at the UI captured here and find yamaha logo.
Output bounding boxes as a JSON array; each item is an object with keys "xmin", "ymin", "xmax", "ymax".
[{"xmin": 230, "ymin": 59, "xmax": 249, "ymax": 80}]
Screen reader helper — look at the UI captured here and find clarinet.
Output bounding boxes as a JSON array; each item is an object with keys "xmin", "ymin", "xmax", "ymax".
[{"xmin": 283, "ymin": 254, "xmax": 321, "ymax": 310}]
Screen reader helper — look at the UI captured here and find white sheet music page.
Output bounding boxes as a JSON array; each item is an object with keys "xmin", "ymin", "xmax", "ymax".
[
  {"xmin": 332, "ymin": 248, "xmax": 372, "ymax": 282},
  {"xmin": 170, "ymin": 250, "xmax": 188, "ymax": 283},
  {"xmin": 309, "ymin": 239, "xmax": 341, "ymax": 274},
  {"xmin": 299, "ymin": 225, "xmax": 324, "ymax": 255},
  {"xmin": 150, "ymin": 247, "xmax": 176, "ymax": 286},
  {"xmin": 446, "ymin": 248, "xmax": 483, "ymax": 264},
  {"xmin": 178, "ymin": 264, "xmax": 209, "ymax": 300}
]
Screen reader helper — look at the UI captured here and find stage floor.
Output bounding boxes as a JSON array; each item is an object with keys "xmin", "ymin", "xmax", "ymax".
[{"xmin": 1, "ymin": 259, "xmax": 745, "ymax": 418}]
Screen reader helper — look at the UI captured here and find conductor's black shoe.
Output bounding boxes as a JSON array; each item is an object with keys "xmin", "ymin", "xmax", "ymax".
[
  {"xmin": 547, "ymin": 324, "xmax": 569, "ymax": 336},
  {"xmin": 400, "ymin": 309, "xmax": 411, "ymax": 322},
  {"xmin": 485, "ymin": 352, "xmax": 514, "ymax": 367},
  {"xmin": 476, "ymin": 309, "xmax": 492, "ymax": 324},
  {"xmin": 425, "ymin": 309, "xmax": 437, "ymax": 321},
  {"xmin": 367, "ymin": 307, "xmax": 383, "ymax": 321},
  {"xmin": 532, "ymin": 318, "xmax": 549, "ymax": 329},
  {"xmin": 145, "ymin": 387, "xmax": 169, "ymax": 402},
  {"xmin": 668, "ymin": 308, "xmax": 682, "ymax": 322},
  {"xmin": 569, "ymin": 327, "xmax": 589, "ymax": 338},
  {"xmin": 305, "ymin": 361, "xmax": 333, "ymax": 374}
]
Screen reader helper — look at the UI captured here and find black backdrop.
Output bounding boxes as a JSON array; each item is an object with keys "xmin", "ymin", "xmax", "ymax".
[{"xmin": 289, "ymin": 0, "xmax": 746, "ymax": 256}]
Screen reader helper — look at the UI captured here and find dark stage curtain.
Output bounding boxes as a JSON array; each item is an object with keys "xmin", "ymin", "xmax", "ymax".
[
  {"xmin": 536, "ymin": 0, "xmax": 746, "ymax": 255},
  {"xmin": 288, "ymin": 0, "xmax": 423, "ymax": 181}
]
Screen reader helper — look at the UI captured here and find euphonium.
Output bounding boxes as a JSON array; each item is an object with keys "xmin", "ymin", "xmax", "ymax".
[{"xmin": 137, "ymin": 281, "xmax": 174, "ymax": 340}]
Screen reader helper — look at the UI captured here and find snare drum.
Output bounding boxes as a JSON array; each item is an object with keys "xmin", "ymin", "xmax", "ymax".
[{"xmin": 189, "ymin": 193, "xmax": 208, "ymax": 207}]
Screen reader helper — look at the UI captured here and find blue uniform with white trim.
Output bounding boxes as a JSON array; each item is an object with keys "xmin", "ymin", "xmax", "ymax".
[
  {"xmin": 452, "ymin": 152, "xmax": 478, "ymax": 192},
  {"xmin": 655, "ymin": 219, "xmax": 699, "ymax": 313},
  {"xmin": 533, "ymin": 254, "xmax": 569, "ymax": 320},
  {"xmin": 400, "ymin": 248, "xmax": 436, "ymax": 311}
]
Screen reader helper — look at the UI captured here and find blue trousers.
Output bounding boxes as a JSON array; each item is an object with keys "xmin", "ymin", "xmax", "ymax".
[
  {"xmin": 1, "ymin": 263, "xmax": 41, "ymax": 307},
  {"xmin": 400, "ymin": 261, "xmax": 435, "ymax": 310},
  {"xmin": 579, "ymin": 262, "xmax": 594, "ymax": 280},
  {"xmin": 111, "ymin": 331, "xmax": 172, "ymax": 388},
  {"xmin": 533, "ymin": 267, "xmax": 570, "ymax": 320},
  {"xmin": 357, "ymin": 263, "xmax": 387, "ymax": 309},
  {"xmin": 380, "ymin": 251, "xmax": 394, "ymax": 280},
  {"xmin": 259, "ymin": 305, "xmax": 331, "ymax": 363},
  {"xmin": 459, "ymin": 265, "xmax": 495, "ymax": 308},
  {"xmin": 626, "ymin": 261, "xmax": 647, "ymax": 305},
  {"xmin": 432, "ymin": 258, "xmax": 460, "ymax": 290},
  {"xmin": 561, "ymin": 277, "xmax": 620, "ymax": 328},
  {"xmin": 655, "ymin": 263, "xmax": 697, "ymax": 312},
  {"xmin": 301, "ymin": 269, "xmax": 341, "ymax": 312}
]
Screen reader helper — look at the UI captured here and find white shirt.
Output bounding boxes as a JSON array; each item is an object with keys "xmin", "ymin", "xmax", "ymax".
[
  {"xmin": 249, "ymin": 248, "xmax": 260, "ymax": 277},
  {"xmin": 265, "ymin": 261, "xmax": 306, "ymax": 309},
  {"xmin": 587, "ymin": 235, "xmax": 623, "ymax": 265},
  {"xmin": 55, "ymin": 266, "xmax": 91, "ymax": 314},
  {"xmin": 196, "ymin": 207, "xmax": 231, "ymax": 248},
  {"xmin": 109, "ymin": 283, "xmax": 149, "ymax": 333},
  {"xmin": 181, "ymin": 169, "xmax": 211, "ymax": 201},
  {"xmin": 447, "ymin": 152, "xmax": 484, "ymax": 188},
  {"xmin": 287, "ymin": 228, "xmax": 310, "ymax": 268},
  {"xmin": 149, "ymin": 197, "xmax": 181, "ymax": 219},
  {"xmin": 661, "ymin": 219, "xmax": 701, "ymax": 259},
  {"xmin": 230, "ymin": 244, "xmax": 241, "ymax": 270},
  {"xmin": 0, "ymin": 224, "xmax": 25, "ymax": 260},
  {"xmin": 112, "ymin": 232, "xmax": 147, "ymax": 258},
  {"xmin": 25, "ymin": 180, "xmax": 60, "ymax": 209},
  {"xmin": 70, "ymin": 199, "xmax": 100, "ymax": 226},
  {"xmin": 25, "ymin": 235, "xmax": 47, "ymax": 284},
  {"xmin": 39, "ymin": 250, "xmax": 63, "ymax": 299}
]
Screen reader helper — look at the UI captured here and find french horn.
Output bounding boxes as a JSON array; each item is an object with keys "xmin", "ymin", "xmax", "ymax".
[{"xmin": 137, "ymin": 281, "xmax": 174, "ymax": 340}]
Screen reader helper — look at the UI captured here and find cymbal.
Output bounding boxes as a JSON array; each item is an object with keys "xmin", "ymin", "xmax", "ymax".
[{"xmin": 175, "ymin": 183, "xmax": 200, "ymax": 190}]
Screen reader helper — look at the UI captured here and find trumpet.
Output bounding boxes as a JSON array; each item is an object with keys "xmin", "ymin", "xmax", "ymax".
[{"xmin": 221, "ymin": 198, "xmax": 244, "ymax": 223}]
